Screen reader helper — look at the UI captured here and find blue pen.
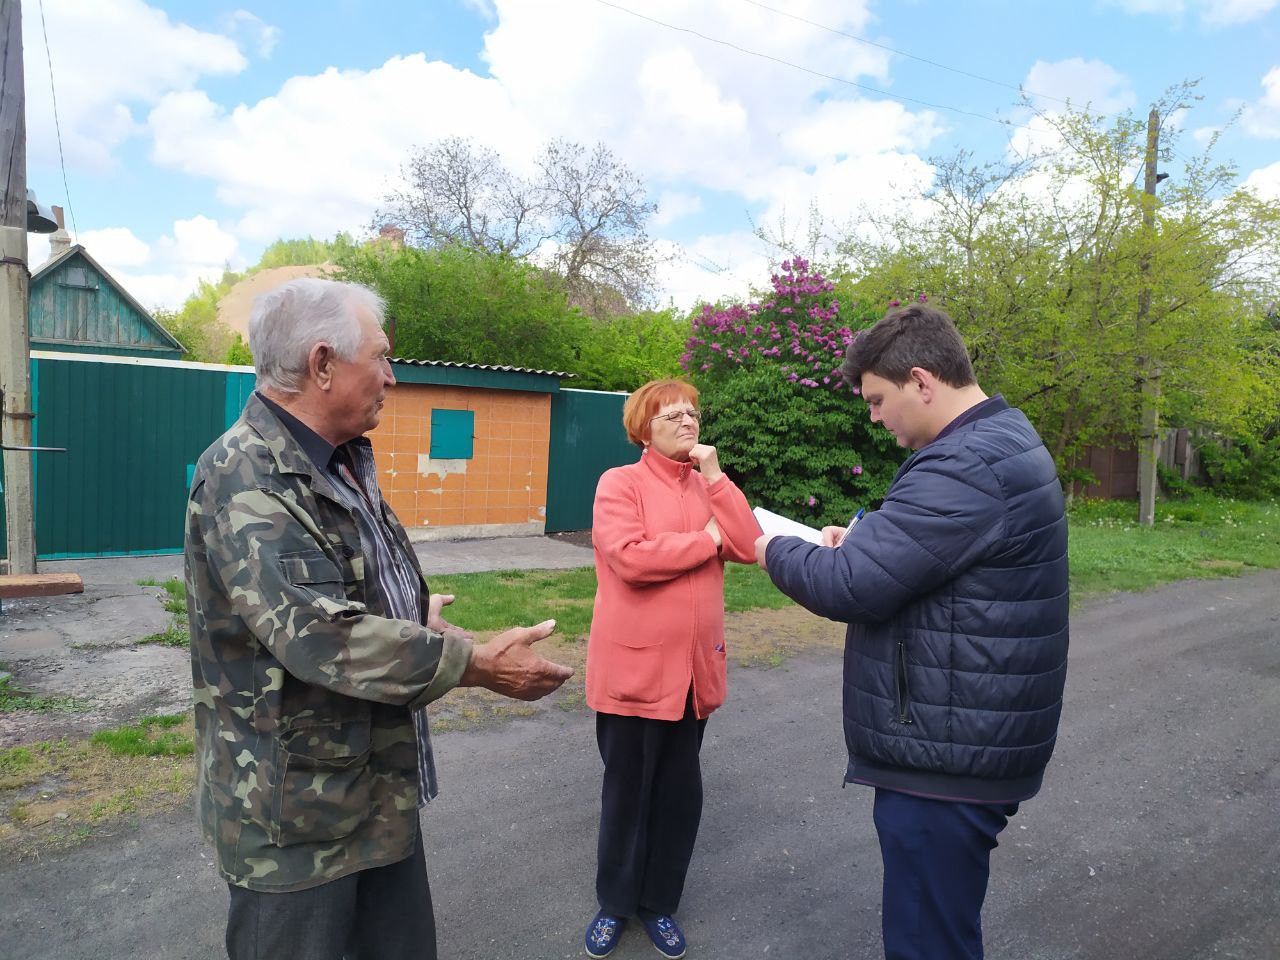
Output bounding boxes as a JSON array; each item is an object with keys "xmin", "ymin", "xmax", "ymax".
[{"xmin": 841, "ymin": 508, "xmax": 865, "ymax": 544}]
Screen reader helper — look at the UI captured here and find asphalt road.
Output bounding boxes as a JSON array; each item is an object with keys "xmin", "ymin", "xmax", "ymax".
[{"xmin": 2, "ymin": 571, "xmax": 1277, "ymax": 960}]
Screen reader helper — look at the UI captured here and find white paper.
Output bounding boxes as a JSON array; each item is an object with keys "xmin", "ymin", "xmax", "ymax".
[{"xmin": 752, "ymin": 506, "xmax": 824, "ymax": 545}]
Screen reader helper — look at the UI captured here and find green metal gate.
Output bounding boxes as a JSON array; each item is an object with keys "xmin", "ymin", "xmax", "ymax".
[
  {"xmin": 1, "ymin": 353, "xmax": 256, "ymax": 560},
  {"xmin": 545, "ymin": 388, "xmax": 638, "ymax": 533}
]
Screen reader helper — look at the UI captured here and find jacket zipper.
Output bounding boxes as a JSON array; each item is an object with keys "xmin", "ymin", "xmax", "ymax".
[
  {"xmin": 681, "ymin": 479, "xmax": 698, "ymax": 712},
  {"xmin": 895, "ymin": 641, "xmax": 913, "ymax": 725}
]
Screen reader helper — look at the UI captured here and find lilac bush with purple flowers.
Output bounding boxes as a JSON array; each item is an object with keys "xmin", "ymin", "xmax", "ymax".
[
  {"xmin": 682, "ymin": 258, "xmax": 853, "ymax": 392},
  {"xmin": 681, "ymin": 258, "xmax": 907, "ymax": 526}
]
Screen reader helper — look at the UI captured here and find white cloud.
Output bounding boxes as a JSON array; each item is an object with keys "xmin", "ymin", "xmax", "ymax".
[
  {"xmin": 1109, "ymin": 0, "xmax": 1178, "ymax": 13},
  {"xmin": 27, "ymin": 234, "xmax": 51, "ymax": 268},
  {"xmin": 140, "ymin": 0, "xmax": 942, "ymax": 282},
  {"xmin": 1242, "ymin": 160, "xmax": 1280, "ymax": 201},
  {"xmin": 111, "ymin": 269, "xmax": 222, "ymax": 312},
  {"xmin": 167, "ymin": 216, "xmax": 240, "ymax": 267},
  {"xmin": 1200, "ymin": 0, "xmax": 1280, "ymax": 24},
  {"xmin": 461, "ymin": 0, "xmax": 497, "ymax": 20},
  {"xmin": 77, "ymin": 227, "xmax": 151, "ymax": 268},
  {"xmin": 1192, "ymin": 125, "xmax": 1220, "ymax": 144},
  {"xmin": 476, "ymin": 0, "xmax": 912, "ymax": 205},
  {"xmin": 226, "ymin": 10, "xmax": 281, "ymax": 58},
  {"xmin": 147, "ymin": 54, "xmax": 541, "ymax": 242},
  {"xmin": 1242, "ymin": 66, "xmax": 1280, "ymax": 138},
  {"xmin": 1022, "ymin": 58, "xmax": 1135, "ymax": 116},
  {"xmin": 28, "ymin": 216, "xmax": 239, "ymax": 311},
  {"xmin": 1108, "ymin": 0, "xmax": 1280, "ymax": 24},
  {"xmin": 652, "ymin": 192, "xmax": 705, "ymax": 228},
  {"xmin": 45, "ymin": 0, "xmax": 949, "ymax": 308},
  {"xmin": 21, "ymin": 0, "xmax": 245, "ymax": 171},
  {"xmin": 656, "ymin": 233, "xmax": 773, "ymax": 310}
]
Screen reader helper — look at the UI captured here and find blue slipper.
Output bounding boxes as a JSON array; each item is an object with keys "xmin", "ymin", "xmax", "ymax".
[
  {"xmin": 638, "ymin": 913, "xmax": 686, "ymax": 959},
  {"xmin": 585, "ymin": 909, "xmax": 625, "ymax": 958}
]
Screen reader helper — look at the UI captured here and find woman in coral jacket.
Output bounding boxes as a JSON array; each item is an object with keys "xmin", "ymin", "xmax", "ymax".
[{"xmin": 582, "ymin": 379, "xmax": 761, "ymax": 960}]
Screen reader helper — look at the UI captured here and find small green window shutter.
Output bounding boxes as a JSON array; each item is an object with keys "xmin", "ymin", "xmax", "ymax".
[{"xmin": 430, "ymin": 409, "xmax": 474, "ymax": 459}]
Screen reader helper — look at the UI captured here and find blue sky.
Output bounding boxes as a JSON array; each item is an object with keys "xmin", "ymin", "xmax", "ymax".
[{"xmin": 20, "ymin": 0, "xmax": 1280, "ymax": 311}]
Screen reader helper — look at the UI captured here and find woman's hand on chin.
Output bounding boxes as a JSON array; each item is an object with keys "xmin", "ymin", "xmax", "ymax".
[{"xmin": 688, "ymin": 444, "xmax": 723, "ymax": 483}]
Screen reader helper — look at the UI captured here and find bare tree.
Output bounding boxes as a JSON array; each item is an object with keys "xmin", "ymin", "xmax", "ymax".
[
  {"xmin": 377, "ymin": 137, "xmax": 659, "ymax": 312},
  {"xmin": 378, "ymin": 137, "xmax": 543, "ymax": 256}
]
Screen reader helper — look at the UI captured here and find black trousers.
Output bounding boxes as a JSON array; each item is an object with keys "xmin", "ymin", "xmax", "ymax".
[
  {"xmin": 225, "ymin": 825, "xmax": 436, "ymax": 960},
  {"xmin": 595, "ymin": 694, "xmax": 708, "ymax": 917}
]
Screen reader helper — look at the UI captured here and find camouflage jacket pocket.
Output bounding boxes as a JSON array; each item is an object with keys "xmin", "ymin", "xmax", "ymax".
[
  {"xmin": 279, "ymin": 550, "xmax": 345, "ymax": 600},
  {"xmin": 269, "ymin": 718, "xmax": 375, "ymax": 847},
  {"xmin": 278, "ymin": 549, "xmax": 356, "ymax": 619}
]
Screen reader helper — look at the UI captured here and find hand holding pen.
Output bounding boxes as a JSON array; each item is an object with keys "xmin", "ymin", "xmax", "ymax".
[{"xmin": 820, "ymin": 508, "xmax": 864, "ymax": 548}]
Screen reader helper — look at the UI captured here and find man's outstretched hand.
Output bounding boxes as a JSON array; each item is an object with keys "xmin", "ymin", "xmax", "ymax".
[{"xmin": 460, "ymin": 619, "xmax": 574, "ymax": 701}]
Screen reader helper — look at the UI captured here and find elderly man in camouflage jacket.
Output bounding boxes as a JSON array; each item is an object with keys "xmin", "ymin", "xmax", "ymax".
[{"xmin": 185, "ymin": 277, "xmax": 573, "ymax": 960}]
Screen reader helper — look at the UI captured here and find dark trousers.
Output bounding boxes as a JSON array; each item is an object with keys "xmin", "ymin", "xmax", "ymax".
[
  {"xmin": 595, "ymin": 696, "xmax": 707, "ymax": 917},
  {"xmin": 225, "ymin": 825, "xmax": 436, "ymax": 960},
  {"xmin": 872, "ymin": 788, "xmax": 1018, "ymax": 960}
]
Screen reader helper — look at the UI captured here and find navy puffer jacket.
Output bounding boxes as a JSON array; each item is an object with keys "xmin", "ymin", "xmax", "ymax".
[{"xmin": 766, "ymin": 403, "xmax": 1069, "ymax": 803}]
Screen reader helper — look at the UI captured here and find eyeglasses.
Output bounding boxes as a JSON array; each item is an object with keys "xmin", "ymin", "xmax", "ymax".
[{"xmin": 649, "ymin": 408, "xmax": 701, "ymax": 425}]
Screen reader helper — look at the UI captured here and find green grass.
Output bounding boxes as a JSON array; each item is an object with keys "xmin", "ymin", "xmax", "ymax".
[
  {"xmin": 89, "ymin": 714, "xmax": 193, "ymax": 758},
  {"xmin": 428, "ymin": 562, "xmax": 793, "ymax": 640},
  {"xmin": 138, "ymin": 578, "xmax": 190, "ymax": 646},
  {"xmin": 0, "ymin": 745, "xmax": 35, "ymax": 779},
  {"xmin": 0, "ymin": 675, "xmax": 85, "ymax": 713},
  {"xmin": 157, "ymin": 579, "xmax": 186, "ymax": 616},
  {"xmin": 429, "ymin": 495, "xmax": 1280, "ymax": 627},
  {"xmin": 113, "ymin": 494, "xmax": 1280, "ymax": 654},
  {"xmin": 139, "ymin": 623, "xmax": 190, "ymax": 647},
  {"xmin": 1067, "ymin": 494, "xmax": 1280, "ymax": 596}
]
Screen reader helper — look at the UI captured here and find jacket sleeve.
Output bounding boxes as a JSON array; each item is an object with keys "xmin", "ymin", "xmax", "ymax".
[
  {"xmin": 209, "ymin": 487, "xmax": 473, "ymax": 709},
  {"xmin": 707, "ymin": 475, "xmax": 762, "ymax": 565},
  {"xmin": 593, "ymin": 469, "xmax": 718, "ymax": 585},
  {"xmin": 765, "ymin": 446, "xmax": 1006, "ymax": 623}
]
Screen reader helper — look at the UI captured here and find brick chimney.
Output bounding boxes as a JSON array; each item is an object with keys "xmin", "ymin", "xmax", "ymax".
[
  {"xmin": 47, "ymin": 206, "xmax": 72, "ymax": 259},
  {"xmin": 377, "ymin": 223, "xmax": 405, "ymax": 249}
]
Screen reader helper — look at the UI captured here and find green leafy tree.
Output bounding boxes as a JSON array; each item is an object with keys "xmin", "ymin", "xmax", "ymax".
[
  {"xmin": 152, "ymin": 270, "xmax": 240, "ymax": 361},
  {"xmin": 223, "ymin": 334, "xmax": 253, "ymax": 366},
  {"xmin": 255, "ymin": 234, "xmax": 358, "ymax": 269},
  {"xmin": 839, "ymin": 87, "xmax": 1280, "ymax": 506},
  {"xmin": 335, "ymin": 242, "xmax": 590, "ymax": 374},
  {"xmin": 574, "ymin": 308, "xmax": 687, "ymax": 391}
]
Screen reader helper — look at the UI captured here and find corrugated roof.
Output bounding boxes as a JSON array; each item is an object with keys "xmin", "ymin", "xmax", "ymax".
[{"xmin": 390, "ymin": 357, "xmax": 572, "ymax": 378}]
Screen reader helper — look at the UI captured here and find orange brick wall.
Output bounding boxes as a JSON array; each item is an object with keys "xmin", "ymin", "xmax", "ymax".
[{"xmin": 368, "ymin": 384, "xmax": 551, "ymax": 532}]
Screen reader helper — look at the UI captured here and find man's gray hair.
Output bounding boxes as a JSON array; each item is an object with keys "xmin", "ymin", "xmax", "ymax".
[{"xmin": 249, "ymin": 278, "xmax": 386, "ymax": 394}]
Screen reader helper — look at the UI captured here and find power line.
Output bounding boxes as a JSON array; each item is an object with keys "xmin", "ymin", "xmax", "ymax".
[
  {"xmin": 589, "ymin": 0, "xmax": 1021, "ymax": 130},
  {"xmin": 739, "ymin": 0, "xmax": 1201, "ymax": 168},
  {"xmin": 737, "ymin": 0, "xmax": 1070, "ymax": 106},
  {"xmin": 594, "ymin": 0, "xmax": 1206, "ymax": 176},
  {"xmin": 37, "ymin": 0, "xmax": 77, "ymax": 240}
]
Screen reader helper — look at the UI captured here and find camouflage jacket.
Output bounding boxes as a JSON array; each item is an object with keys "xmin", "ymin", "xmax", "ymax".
[{"xmin": 184, "ymin": 393, "xmax": 472, "ymax": 892}]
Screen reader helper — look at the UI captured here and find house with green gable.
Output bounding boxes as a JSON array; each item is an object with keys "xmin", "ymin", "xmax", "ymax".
[{"xmin": 29, "ymin": 241, "xmax": 183, "ymax": 359}]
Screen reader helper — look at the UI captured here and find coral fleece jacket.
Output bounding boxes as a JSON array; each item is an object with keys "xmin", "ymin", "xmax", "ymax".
[{"xmin": 586, "ymin": 447, "xmax": 762, "ymax": 721}]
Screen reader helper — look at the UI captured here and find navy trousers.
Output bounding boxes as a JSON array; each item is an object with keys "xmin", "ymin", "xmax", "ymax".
[{"xmin": 872, "ymin": 788, "xmax": 1018, "ymax": 960}]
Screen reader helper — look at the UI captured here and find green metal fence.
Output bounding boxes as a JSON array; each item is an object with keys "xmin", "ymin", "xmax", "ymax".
[
  {"xmin": 1, "ymin": 353, "xmax": 255, "ymax": 560},
  {"xmin": 545, "ymin": 388, "xmax": 638, "ymax": 533},
  {"xmin": 3, "ymin": 356, "xmax": 635, "ymax": 557}
]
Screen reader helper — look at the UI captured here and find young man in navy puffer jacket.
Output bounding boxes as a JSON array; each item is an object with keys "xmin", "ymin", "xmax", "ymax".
[{"xmin": 755, "ymin": 304, "xmax": 1069, "ymax": 960}]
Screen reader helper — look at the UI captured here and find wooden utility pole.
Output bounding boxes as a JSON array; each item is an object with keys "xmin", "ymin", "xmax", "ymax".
[
  {"xmin": 1, "ymin": 0, "xmax": 37, "ymax": 573},
  {"xmin": 1135, "ymin": 106, "xmax": 1161, "ymax": 528}
]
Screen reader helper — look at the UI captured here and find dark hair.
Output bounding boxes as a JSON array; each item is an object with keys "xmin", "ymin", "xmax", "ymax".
[{"xmin": 840, "ymin": 304, "xmax": 976, "ymax": 390}]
